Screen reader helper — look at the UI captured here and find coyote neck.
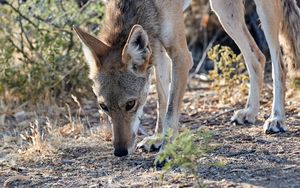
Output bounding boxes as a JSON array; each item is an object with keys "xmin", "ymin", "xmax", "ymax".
[{"xmin": 99, "ymin": 0, "xmax": 160, "ymax": 49}]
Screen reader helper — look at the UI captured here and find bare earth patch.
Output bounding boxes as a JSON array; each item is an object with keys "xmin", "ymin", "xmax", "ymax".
[{"xmin": 1, "ymin": 78, "xmax": 300, "ymax": 187}]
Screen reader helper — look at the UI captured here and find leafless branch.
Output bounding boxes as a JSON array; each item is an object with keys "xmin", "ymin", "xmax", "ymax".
[{"xmin": 189, "ymin": 30, "xmax": 221, "ymax": 81}]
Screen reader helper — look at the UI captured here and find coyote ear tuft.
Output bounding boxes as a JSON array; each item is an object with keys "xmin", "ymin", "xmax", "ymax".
[
  {"xmin": 73, "ymin": 27, "xmax": 110, "ymax": 78},
  {"xmin": 122, "ymin": 25, "xmax": 152, "ymax": 74}
]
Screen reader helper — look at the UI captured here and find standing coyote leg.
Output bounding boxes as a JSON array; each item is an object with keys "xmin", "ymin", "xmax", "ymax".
[
  {"xmin": 137, "ymin": 0, "xmax": 192, "ymax": 151},
  {"xmin": 154, "ymin": 45, "xmax": 171, "ymax": 134},
  {"xmin": 210, "ymin": 0, "xmax": 266, "ymax": 124},
  {"xmin": 160, "ymin": 8, "xmax": 193, "ymax": 138},
  {"xmin": 137, "ymin": 44, "xmax": 172, "ymax": 150},
  {"xmin": 254, "ymin": 0, "xmax": 287, "ymax": 133}
]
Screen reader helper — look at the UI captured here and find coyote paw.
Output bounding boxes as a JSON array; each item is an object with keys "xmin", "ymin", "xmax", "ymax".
[
  {"xmin": 154, "ymin": 155, "xmax": 170, "ymax": 168},
  {"xmin": 137, "ymin": 135, "xmax": 163, "ymax": 152},
  {"xmin": 263, "ymin": 118, "xmax": 288, "ymax": 134},
  {"xmin": 231, "ymin": 109, "xmax": 257, "ymax": 125}
]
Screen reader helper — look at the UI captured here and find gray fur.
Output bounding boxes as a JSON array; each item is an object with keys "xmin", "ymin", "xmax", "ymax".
[{"xmin": 280, "ymin": 0, "xmax": 300, "ymax": 78}]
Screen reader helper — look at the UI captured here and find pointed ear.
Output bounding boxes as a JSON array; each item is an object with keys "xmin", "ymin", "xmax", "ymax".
[
  {"xmin": 73, "ymin": 27, "xmax": 110, "ymax": 78},
  {"xmin": 122, "ymin": 25, "xmax": 152, "ymax": 75}
]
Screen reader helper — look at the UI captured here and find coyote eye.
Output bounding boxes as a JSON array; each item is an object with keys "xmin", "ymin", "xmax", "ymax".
[
  {"xmin": 99, "ymin": 103, "xmax": 109, "ymax": 112},
  {"xmin": 125, "ymin": 100, "xmax": 136, "ymax": 111}
]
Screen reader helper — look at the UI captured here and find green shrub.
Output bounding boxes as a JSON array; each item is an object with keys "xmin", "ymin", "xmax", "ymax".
[
  {"xmin": 208, "ymin": 45, "xmax": 249, "ymax": 104},
  {"xmin": 155, "ymin": 129, "xmax": 212, "ymax": 187},
  {"xmin": 0, "ymin": 0, "xmax": 105, "ymax": 102},
  {"xmin": 290, "ymin": 78, "xmax": 300, "ymax": 89}
]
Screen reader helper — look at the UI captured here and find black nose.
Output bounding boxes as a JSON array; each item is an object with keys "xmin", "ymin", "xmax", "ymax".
[{"xmin": 114, "ymin": 148, "xmax": 128, "ymax": 157}]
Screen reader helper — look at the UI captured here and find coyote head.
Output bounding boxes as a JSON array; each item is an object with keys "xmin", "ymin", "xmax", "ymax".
[{"xmin": 74, "ymin": 25, "xmax": 152, "ymax": 157}]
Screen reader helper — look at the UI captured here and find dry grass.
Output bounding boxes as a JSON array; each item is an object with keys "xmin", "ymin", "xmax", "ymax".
[{"xmin": 0, "ymin": 76, "xmax": 300, "ymax": 187}]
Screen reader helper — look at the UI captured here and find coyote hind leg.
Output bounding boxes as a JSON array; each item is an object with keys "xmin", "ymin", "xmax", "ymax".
[
  {"xmin": 210, "ymin": 0, "xmax": 266, "ymax": 125},
  {"xmin": 254, "ymin": 0, "xmax": 287, "ymax": 133}
]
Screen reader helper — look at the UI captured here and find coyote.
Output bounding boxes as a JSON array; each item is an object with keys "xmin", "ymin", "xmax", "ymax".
[
  {"xmin": 210, "ymin": 0, "xmax": 300, "ymax": 133},
  {"xmin": 74, "ymin": 0, "xmax": 193, "ymax": 157},
  {"xmin": 74, "ymin": 0, "xmax": 300, "ymax": 157}
]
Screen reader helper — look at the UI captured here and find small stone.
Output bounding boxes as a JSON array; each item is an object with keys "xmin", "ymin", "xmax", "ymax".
[{"xmin": 14, "ymin": 111, "xmax": 27, "ymax": 123}]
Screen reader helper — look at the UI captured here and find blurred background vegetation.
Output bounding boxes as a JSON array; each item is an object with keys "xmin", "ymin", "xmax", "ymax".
[
  {"xmin": 0, "ymin": 0, "xmax": 105, "ymax": 103},
  {"xmin": 0, "ymin": 0, "xmax": 299, "ymax": 104}
]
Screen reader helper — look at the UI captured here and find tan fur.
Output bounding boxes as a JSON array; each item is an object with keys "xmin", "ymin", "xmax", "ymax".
[
  {"xmin": 211, "ymin": 0, "xmax": 300, "ymax": 133},
  {"xmin": 74, "ymin": 0, "xmax": 192, "ymax": 156}
]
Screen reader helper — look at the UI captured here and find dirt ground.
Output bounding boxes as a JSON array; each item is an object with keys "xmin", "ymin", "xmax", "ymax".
[{"xmin": 1, "ymin": 77, "xmax": 300, "ymax": 188}]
